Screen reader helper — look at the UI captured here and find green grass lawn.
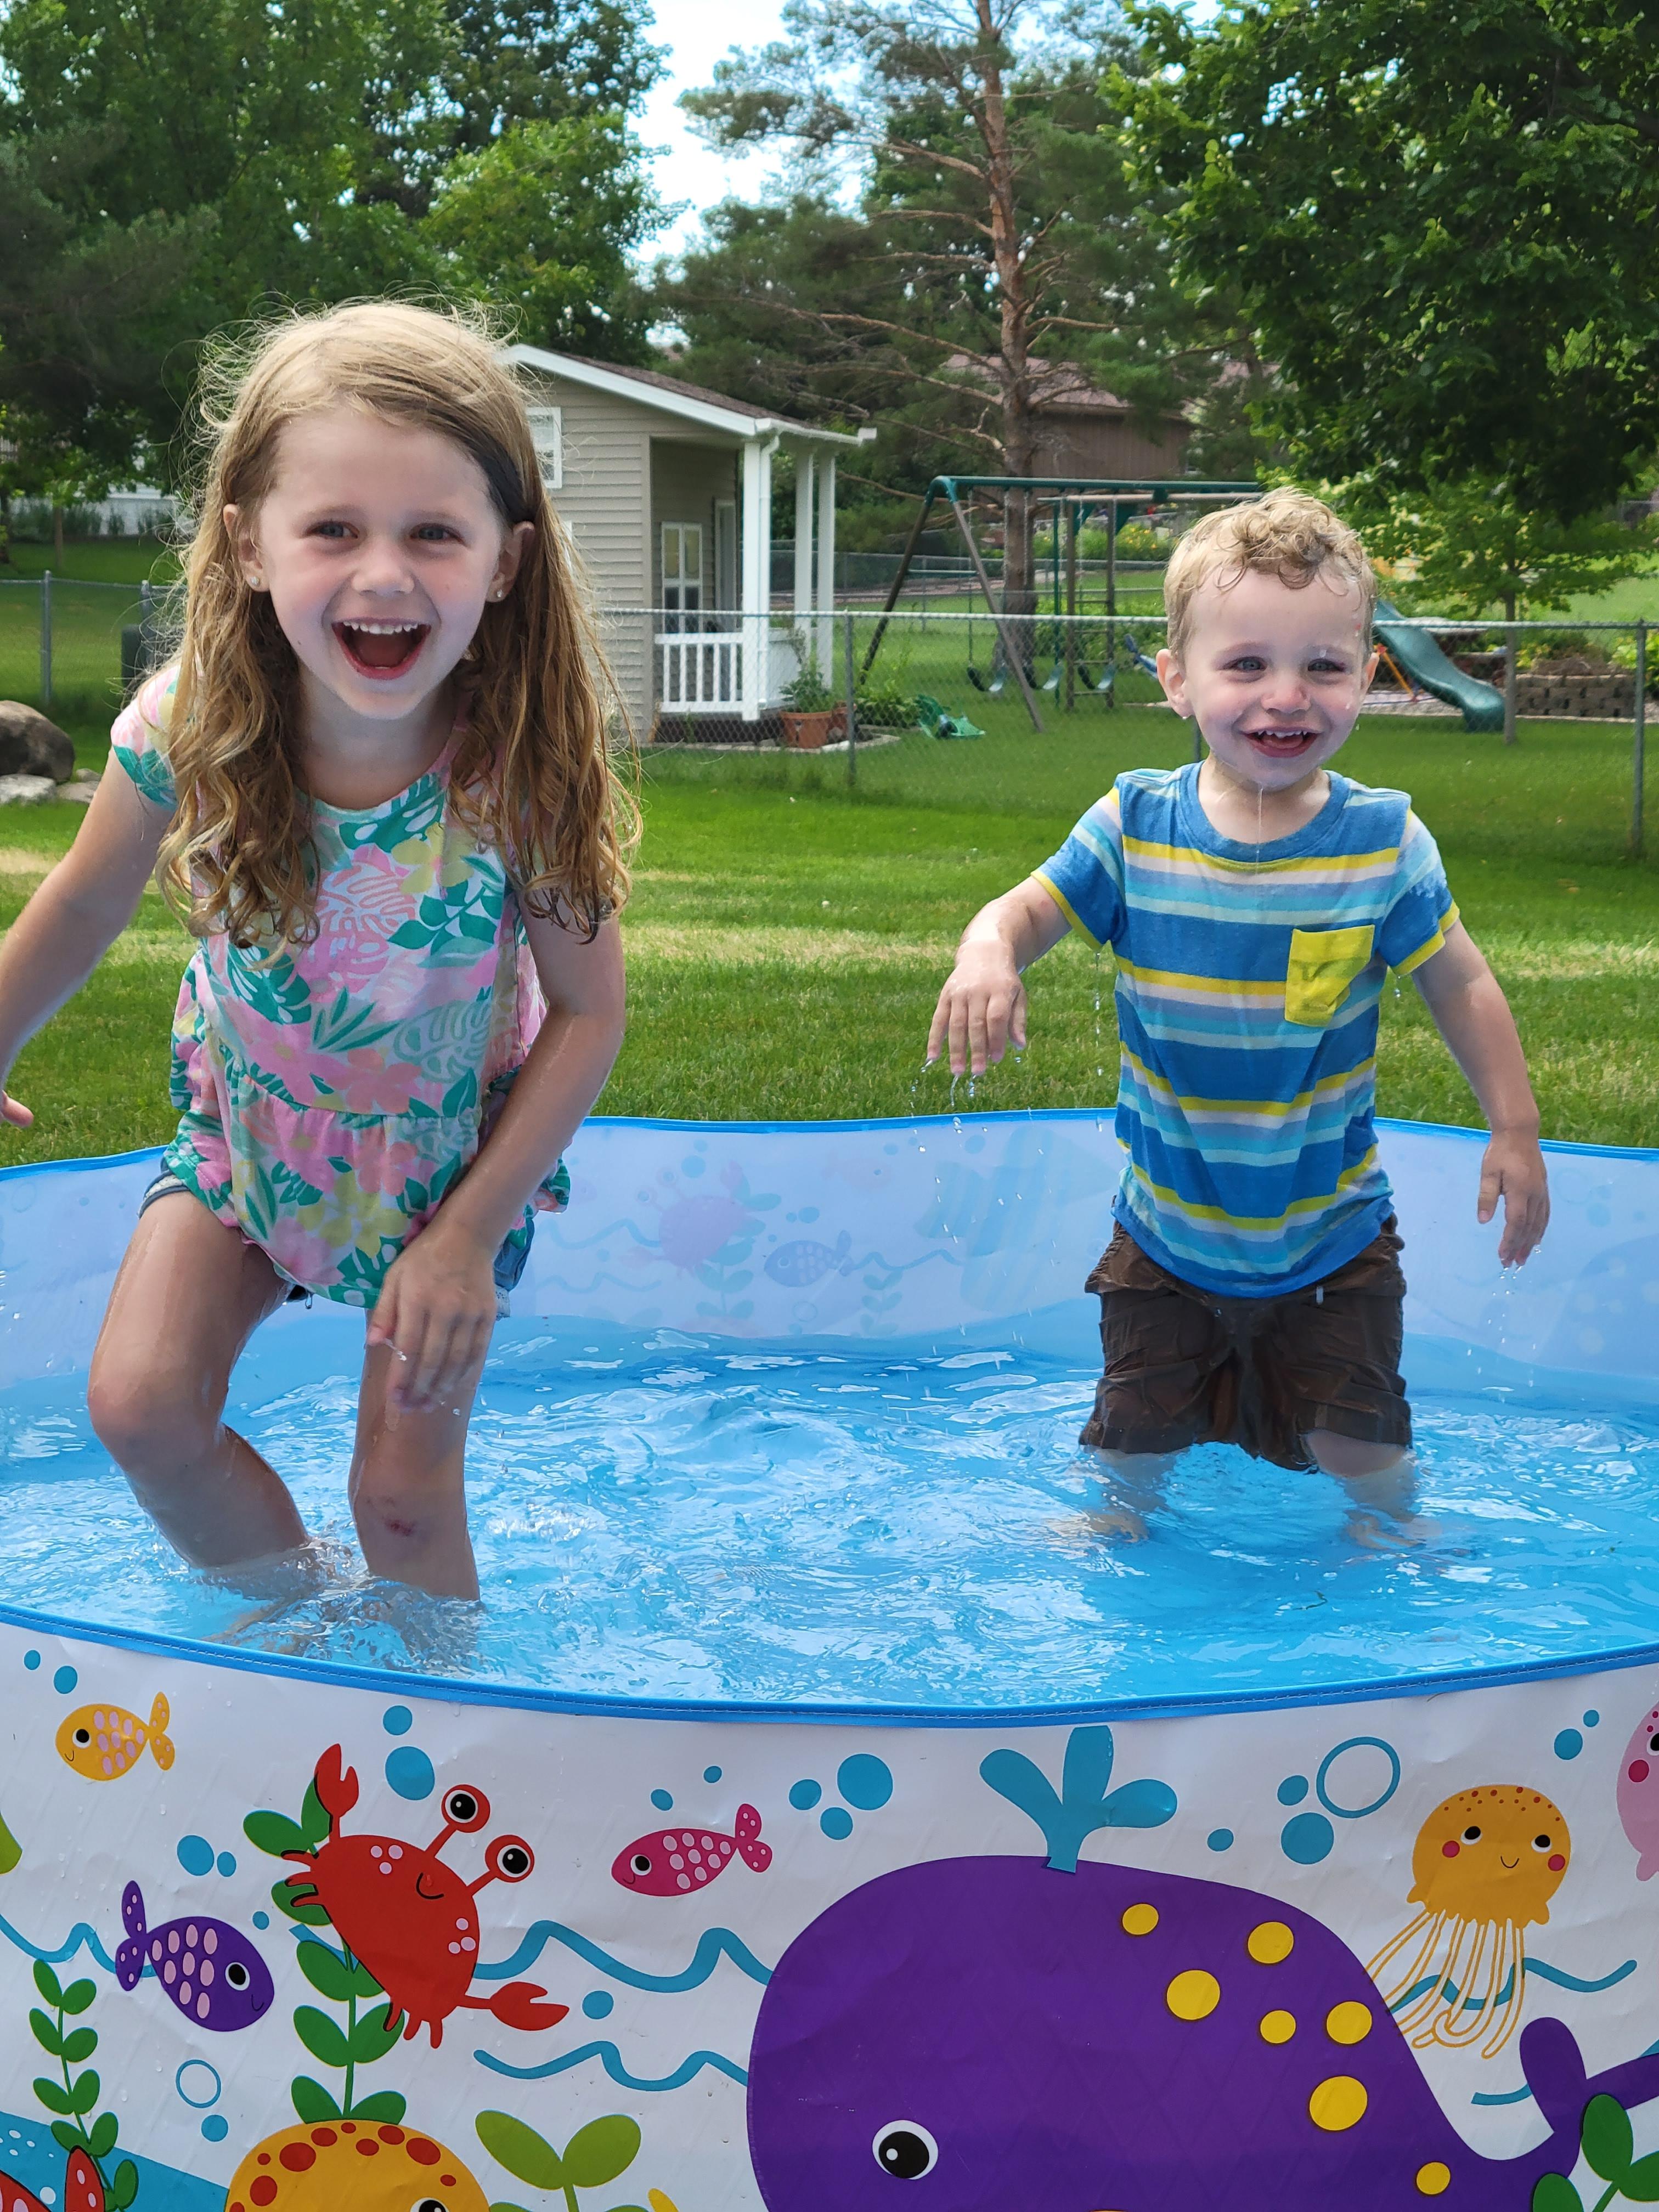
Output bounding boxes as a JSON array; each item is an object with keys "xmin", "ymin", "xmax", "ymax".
[
  {"xmin": 0, "ymin": 536, "xmax": 177, "ymax": 585},
  {"xmin": 0, "ymin": 710, "xmax": 1654, "ymax": 1166}
]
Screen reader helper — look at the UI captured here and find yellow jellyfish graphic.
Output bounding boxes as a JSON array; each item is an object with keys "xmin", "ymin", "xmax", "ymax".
[{"xmin": 1367, "ymin": 1784, "xmax": 1571, "ymax": 2057}]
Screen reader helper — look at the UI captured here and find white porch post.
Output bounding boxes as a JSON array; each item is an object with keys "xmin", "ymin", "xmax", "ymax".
[
  {"xmin": 815, "ymin": 450, "xmax": 837, "ymax": 681},
  {"xmin": 740, "ymin": 435, "xmax": 775, "ymax": 723},
  {"xmin": 793, "ymin": 449, "xmax": 816, "ymax": 631}
]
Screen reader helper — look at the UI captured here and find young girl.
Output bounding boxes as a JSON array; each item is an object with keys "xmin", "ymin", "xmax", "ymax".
[{"xmin": 0, "ymin": 302, "xmax": 633, "ymax": 1602}]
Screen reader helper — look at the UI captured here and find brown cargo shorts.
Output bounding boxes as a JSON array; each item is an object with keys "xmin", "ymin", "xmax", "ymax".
[{"xmin": 1080, "ymin": 1217, "xmax": 1411, "ymax": 1472}]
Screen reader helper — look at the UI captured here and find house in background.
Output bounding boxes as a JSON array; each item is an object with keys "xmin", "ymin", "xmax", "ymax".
[{"xmin": 506, "ymin": 347, "xmax": 874, "ymax": 737}]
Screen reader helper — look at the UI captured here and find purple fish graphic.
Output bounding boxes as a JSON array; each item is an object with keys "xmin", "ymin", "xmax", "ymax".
[
  {"xmin": 115, "ymin": 1880, "xmax": 273, "ymax": 2032},
  {"xmin": 763, "ymin": 1231, "xmax": 852, "ymax": 1288}
]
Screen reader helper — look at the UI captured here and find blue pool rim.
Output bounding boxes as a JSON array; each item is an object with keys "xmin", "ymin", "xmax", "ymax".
[{"xmin": 4, "ymin": 1113, "xmax": 1655, "ymax": 1730}]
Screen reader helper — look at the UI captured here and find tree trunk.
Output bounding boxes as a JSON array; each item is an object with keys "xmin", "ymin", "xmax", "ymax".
[{"xmin": 974, "ymin": 1, "xmax": 1038, "ymax": 656}]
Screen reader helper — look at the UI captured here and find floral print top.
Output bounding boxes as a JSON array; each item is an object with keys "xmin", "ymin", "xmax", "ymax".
[{"xmin": 111, "ymin": 674, "xmax": 568, "ymax": 1307}]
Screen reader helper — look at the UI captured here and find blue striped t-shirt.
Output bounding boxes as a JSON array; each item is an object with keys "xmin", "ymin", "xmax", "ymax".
[{"xmin": 1036, "ymin": 764, "xmax": 1457, "ymax": 1296}]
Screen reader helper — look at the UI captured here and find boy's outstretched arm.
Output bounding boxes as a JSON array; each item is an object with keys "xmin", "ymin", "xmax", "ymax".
[
  {"xmin": 927, "ymin": 877, "xmax": 1071, "ymax": 1077},
  {"xmin": 1410, "ymin": 921, "xmax": 1549, "ymax": 1265}
]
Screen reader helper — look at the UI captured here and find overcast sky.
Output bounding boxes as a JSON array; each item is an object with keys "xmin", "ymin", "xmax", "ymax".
[{"xmin": 640, "ymin": 0, "xmax": 793, "ymax": 261}]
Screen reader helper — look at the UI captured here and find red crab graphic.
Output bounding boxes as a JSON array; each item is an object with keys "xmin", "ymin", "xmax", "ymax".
[{"xmin": 282, "ymin": 1744, "xmax": 568, "ymax": 2049}]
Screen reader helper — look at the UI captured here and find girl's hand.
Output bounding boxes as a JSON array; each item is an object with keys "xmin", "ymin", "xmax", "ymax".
[
  {"xmin": 1479, "ymin": 1129, "xmax": 1550, "ymax": 1267},
  {"xmin": 1, "ymin": 1089, "xmax": 33, "ymax": 1130},
  {"xmin": 366, "ymin": 1227, "xmax": 496, "ymax": 1417}
]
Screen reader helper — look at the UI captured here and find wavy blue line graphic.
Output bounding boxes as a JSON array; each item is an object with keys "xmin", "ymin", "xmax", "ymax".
[
  {"xmin": 0, "ymin": 1914, "xmax": 121, "ymax": 1974},
  {"xmin": 474, "ymin": 2039, "xmax": 748, "ymax": 2092},
  {"xmin": 1390, "ymin": 1954, "xmax": 1635, "ymax": 2017},
  {"xmin": 1471, "ymin": 2085, "xmax": 1538, "ymax": 2108},
  {"xmin": 479, "ymin": 1921, "xmax": 772, "ymax": 1991}
]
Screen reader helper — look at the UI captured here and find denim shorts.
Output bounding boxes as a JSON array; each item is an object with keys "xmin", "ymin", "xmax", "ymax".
[{"xmin": 138, "ymin": 1170, "xmax": 532, "ymax": 1318}]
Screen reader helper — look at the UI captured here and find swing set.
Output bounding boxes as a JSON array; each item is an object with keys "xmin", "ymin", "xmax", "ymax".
[{"xmin": 861, "ymin": 475, "xmax": 1256, "ymax": 731}]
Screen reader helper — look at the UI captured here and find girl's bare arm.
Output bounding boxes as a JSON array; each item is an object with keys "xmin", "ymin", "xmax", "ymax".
[
  {"xmin": 366, "ymin": 910, "xmax": 626, "ymax": 1411},
  {"xmin": 0, "ymin": 769, "xmax": 170, "ymax": 1126}
]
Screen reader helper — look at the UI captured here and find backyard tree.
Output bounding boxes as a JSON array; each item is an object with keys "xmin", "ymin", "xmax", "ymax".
[
  {"xmin": 1352, "ymin": 478, "xmax": 1656, "ymax": 626},
  {"xmin": 677, "ymin": 0, "xmax": 1244, "ymax": 612},
  {"xmin": 421, "ymin": 113, "xmax": 663, "ymax": 360},
  {"xmin": 0, "ymin": 127, "xmax": 206, "ymax": 548},
  {"xmin": 1123, "ymin": 0, "xmax": 1659, "ymax": 521},
  {"xmin": 436, "ymin": 0, "xmax": 663, "ymax": 164},
  {"xmin": 0, "ymin": 0, "xmax": 665, "ymax": 477}
]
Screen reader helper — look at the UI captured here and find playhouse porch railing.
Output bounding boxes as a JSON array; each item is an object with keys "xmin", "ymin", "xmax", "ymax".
[{"xmin": 657, "ymin": 618, "xmax": 743, "ymax": 712}]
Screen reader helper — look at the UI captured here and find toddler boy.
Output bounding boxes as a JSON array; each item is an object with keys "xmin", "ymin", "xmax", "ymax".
[{"xmin": 927, "ymin": 491, "xmax": 1549, "ymax": 1540}]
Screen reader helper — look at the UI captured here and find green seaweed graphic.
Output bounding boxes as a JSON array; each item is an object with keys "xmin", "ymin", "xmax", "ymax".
[
  {"xmin": 27, "ymin": 1960, "xmax": 139, "ymax": 2208},
  {"xmin": 475, "ymin": 2109, "xmax": 651, "ymax": 2212},
  {"xmin": 244, "ymin": 1776, "xmax": 408, "ymax": 2125},
  {"xmin": 1533, "ymin": 2095, "xmax": 1659, "ymax": 2209}
]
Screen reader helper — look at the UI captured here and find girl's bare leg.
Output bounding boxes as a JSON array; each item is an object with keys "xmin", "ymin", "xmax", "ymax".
[
  {"xmin": 88, "ymin": 1195, "xmax": 302, "ymax": 1567},
  {"xmin": 349, "ymin": 1341, "xmax": 486, "ymax": 1601}
]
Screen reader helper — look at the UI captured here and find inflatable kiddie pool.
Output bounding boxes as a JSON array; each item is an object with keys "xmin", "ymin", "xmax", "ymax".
[{"xmin": 0, "ymin": 1111, "xmax": 1657, "ymax": 2212}]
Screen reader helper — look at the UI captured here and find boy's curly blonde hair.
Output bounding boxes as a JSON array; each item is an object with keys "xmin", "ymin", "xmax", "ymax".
[
  {"xmin": 1163, "ymin": 489, "xmax": 1376, "ymax": 660},
  {"xmin": 155, "ymin": 299, "xmax": 636, "ymax": 948}
]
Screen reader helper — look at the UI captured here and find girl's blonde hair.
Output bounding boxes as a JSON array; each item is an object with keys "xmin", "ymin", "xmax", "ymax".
[
  {"xmin": 159, "ymin": 299, "xmax": 635, "ymax": 945},
  {"xmin": 1163, "ymin": 489, "xmax": 1376, "ymax": 659}
]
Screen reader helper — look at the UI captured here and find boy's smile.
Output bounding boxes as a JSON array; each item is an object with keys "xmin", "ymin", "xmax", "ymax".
[{"xmin": 1156, "ymin": 566, "xmax": 1380, "ymax": 825}]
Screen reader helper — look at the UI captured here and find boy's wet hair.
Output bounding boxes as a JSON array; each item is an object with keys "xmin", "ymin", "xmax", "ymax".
[{"xmin": 1163, "ymin": 489, "xmax": 1376, "ymax": 659}]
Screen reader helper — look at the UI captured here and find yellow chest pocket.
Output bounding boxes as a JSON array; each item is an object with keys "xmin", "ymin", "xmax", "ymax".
[{"xmin": 1284, "ymin": 924, "xmax": 1376, "ymax": 1028}]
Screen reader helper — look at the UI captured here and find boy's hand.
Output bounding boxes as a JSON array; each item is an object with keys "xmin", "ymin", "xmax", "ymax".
[
  {"xmin": 367, "ymin": 1224, "xmax": 496, "ymax": 1417},
  {"xmin": 1, "ymin": 1089, "xmax": 33, "ymax": 1130},
  {"xmin": 927, "ymin": 946, "xmax": 1028, "ymax": 1077},
  {"xmin": 1478, "ymin": 1130, "xmax": 1550, "ymax": 1267}
]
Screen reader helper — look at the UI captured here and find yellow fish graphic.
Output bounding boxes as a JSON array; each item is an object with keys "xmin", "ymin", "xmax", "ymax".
[{"xmin": 56, "ymin": 1694, "xmax": 174, "ymax": 1780}]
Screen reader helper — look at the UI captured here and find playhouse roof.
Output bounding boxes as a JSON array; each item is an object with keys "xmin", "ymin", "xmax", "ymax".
[{"xmin": 505, "ymin": 347, "xmax": 870, "ymax": 449}]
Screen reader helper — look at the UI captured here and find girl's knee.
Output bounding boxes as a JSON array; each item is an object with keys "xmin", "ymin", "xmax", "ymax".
[{"xmin": 87, "ymin": 1357, "xmax": 219, "ymax": 1468}]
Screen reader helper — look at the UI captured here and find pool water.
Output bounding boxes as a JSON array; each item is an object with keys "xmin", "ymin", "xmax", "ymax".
[{"xmin": 3, "ymin": 1316, "xmax": 1657, "ymax": 1708}]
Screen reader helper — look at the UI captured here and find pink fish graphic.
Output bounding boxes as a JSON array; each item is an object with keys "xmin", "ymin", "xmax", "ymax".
[{"xmin": 611, "ymin": 1806, "xmax": 771, "ymax": 1897}]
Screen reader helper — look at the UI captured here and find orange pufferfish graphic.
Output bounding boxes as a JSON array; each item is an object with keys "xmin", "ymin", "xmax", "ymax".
[{"xmin": 1367, "ymin": 1783, "xmax": 1570, "ymax": 2058}]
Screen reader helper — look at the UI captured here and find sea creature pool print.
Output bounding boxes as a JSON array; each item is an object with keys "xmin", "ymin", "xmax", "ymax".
[
  {"xmin": 56, "ymin": 1692, "xmax": 173, "ymax": 1780},
  {"xmin": 612, "ymin": 1804, "xmax": 771, "ymax": 1897}
]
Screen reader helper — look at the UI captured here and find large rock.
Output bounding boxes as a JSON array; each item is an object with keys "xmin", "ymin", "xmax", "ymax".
[{"xmin": 0, "ymin": 702, "xmax": 75, "ymax": 783}]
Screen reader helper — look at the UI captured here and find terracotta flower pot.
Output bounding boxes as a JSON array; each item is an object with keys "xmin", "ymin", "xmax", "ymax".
[{"xmin": 780, "ymin": 709, "xmax": 834, "ymax": 750}]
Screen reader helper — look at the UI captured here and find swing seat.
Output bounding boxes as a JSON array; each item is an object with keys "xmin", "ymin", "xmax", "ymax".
[
  {"xmin": 1120, "ymin": 630, "xmax": 1160, "ymax": 679},
  {"xmin": 915, "ymin": 694, "xmax": 985, "ymax": 741},
  {"xmin": 966, "ymin": 665, "xmax": 1007, "ymax": 697}
]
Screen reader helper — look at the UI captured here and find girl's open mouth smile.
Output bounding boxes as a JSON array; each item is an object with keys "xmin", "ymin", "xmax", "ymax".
[{"xmin": 335, "ymin": 619, "xmax": 431, "ymax": 679}]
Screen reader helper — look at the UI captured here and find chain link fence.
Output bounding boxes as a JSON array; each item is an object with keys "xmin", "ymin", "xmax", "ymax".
[{"xmin": 4, "ymin": 580, "xmax": 1651, "ymax": 862}]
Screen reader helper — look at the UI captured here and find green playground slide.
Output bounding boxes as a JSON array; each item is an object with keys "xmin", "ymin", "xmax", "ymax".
[{"xmin": 1374, "ymin": 600, "xmax": 1505, "ymax": 732}]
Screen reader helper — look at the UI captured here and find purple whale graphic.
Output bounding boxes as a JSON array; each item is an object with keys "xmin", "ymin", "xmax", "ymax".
[{"xmin": 746, "ymin": 1729, "xmax": 1659, "ymax": 2210}]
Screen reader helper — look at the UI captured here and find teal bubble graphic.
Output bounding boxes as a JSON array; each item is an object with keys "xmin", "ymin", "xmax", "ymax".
[
  {"xmin": 703, "ymin": 1766, "xmax": 723, "ymax": 1784},
  {"xmin": 820, "ymin": 1807, "xmax": 854, "ymax": 1841},
  {"xmin": 22, "ymin": 1651, "xmax": 39, "ymax": 1671},
  {"xmin": 201, "ymin": 2115, "xmax": 229, "ymax": 2143},
  {"xmin": 252, "ymin": 1911, "xmax": 270, "ymax": 1929},
  {"xmin": 651, "ymin": 1788, "xmax": 674, "ymax": 1811},
  {"xmin": 53, "ymin": 1666, "xmax": 77, "ymax": 1695},
  {"xmin": 1281, "ymin": 1813, "xmax": 1334, "ymax": 1865},
  {"xmin": 176, "ymin": 2061, "xmax": 221, "ymax": 2109},
  {"xmin": 385, "ymin": 1746, "xmax": 435, "ymax": 1800},
  {"xmin": 582, "ymin": 1990, "xmax": 615, "ymax": 2018},
  {"xmin": 1277, "ymin": 1774, "xmax": 1309, "ymax": 1807},
  {"xmin": 1316, "ymin": 1737, "xmax": 1401, "ymax": 1820},
  {"xmin": 837, "ymin": 1755, "xmax": 893, "ymax": 1812},
  {"xmin": 1554, "ymin": 1729, "xmax": 1584, "ymax": 1762},
  {"xmin": 1207, "ymin": 1829, "xmax": 1234, "ymax": 1852},
  {"xmin": 216, "ymin": 1852, "xmax": 236, "ymax": 1877},
  {"xmin": 382, "ymin": 1705, "xmax": 413, "ymax": 1735},
  {"xmin": 1584, "ymin": 1709, "xmax": 1601, "ymax": 1727},
  {"xmin": 177, "ymin": 1835, "xmax": 215, "ymax": 1877},
  {"xmin": 789, "ymin": 1779, "xmax": 822, "ymax": 1810}
]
